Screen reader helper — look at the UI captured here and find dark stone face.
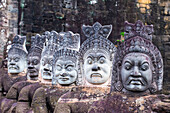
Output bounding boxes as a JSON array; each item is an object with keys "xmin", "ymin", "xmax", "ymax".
[
  {"xmin": 121, "ymin": 53, "xmax": 153, "ymax": 93},
  {"xmin": 27, "ymin": 55, "xmax": 40, "ymax": 80}
]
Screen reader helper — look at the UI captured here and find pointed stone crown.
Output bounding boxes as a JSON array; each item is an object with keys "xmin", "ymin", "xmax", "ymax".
[
  {"xmin": 10, "ymin": 35, "xmax": 28, "ymax": 54},
  {"xmin": 82, "ymin": 22, "xmax": 112, "ymax": 39},
  {"xmin": 80, "ymin": 22, "xmax": 116, "ymax": 60},
  {"xmin": 124, "ymin": 20, "xmax": 154, "ymax": 41},
  {"xmin": 29, "ymin": 34, "xmax": 45, "ymax": 56},
  {"xmin": 42, "ymin": 31, "xmax": 58, "ymax": 56},
  {"xmin": 53, "ymin": 31, "xmax": 80, "ymax": 62},
  {"xmin": 55, "ymin": 31, "xmax": 80, "ymax": 51}
]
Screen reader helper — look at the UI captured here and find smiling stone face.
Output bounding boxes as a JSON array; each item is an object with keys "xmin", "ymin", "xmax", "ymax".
[
  {"xmin": 83, "ymin": 49, "xmax": 112, "ymax": 85},
  {"xmin": 8, "ymin": 52, "xmax": 27, "ymax": 74},
  {"xmin": 121, "ymin": 53, "xmax": 153, "ymax": 92},
  {"xmin": 27, "ymin": 55, "xmax": 40, "ymax": 80},
  {"xmin": 53, "ymin": 57, "xmax": 78, "ymax": 86}
]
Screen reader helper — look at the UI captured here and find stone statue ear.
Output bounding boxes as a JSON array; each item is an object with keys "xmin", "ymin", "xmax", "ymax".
[
  {"xmin": 82, "ymin": 25, "xmax": 94, "ymax": 38},
  {"xmin": 149, "ymin": 82, "xmax": 157, "ymax": 94},
  {"xmin": 99, "ymin": 25, "xmax": 112, "ymax": 39}
]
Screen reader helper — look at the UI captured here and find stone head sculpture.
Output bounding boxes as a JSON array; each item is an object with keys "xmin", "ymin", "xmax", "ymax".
[
  {"xmin": 79, "ymin": 22, "xmax": 116, "ymax": 86},
  {"xmin": 27, "ymin": 34, "xmax": 45, "ymax": 81},
  {"xmin": 111, "ymin": 20, "xmax": 163, "ymax": 94},
  {"xmin": 52, "ymin": 31, "xmax": 80, "ymax": 86},
  {"xmin": 7, "ymin": 35, "xmax": 28, "ymax": 75},
  {"xmin": 40, "ymin": 31, "xmax": 57, "ymax": 84}
]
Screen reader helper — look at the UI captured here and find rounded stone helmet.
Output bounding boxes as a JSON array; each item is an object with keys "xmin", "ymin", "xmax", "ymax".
[
  {"xmin": 78, "ymin": 22, "xmax": 117, "ymax": 86},
  {"xmin": 111, "ymin": 20, "xmax": 163, "ymax": 94}
]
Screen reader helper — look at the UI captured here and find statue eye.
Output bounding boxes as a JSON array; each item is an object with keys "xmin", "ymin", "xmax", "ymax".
[
  {"xmin": 141, "ymin": 63, "xmax": 149, "ymax": 71},
  {"xmin": 88, "ymin": 59, "xmax": 93, "ymax": 64},
  {"xmin": 14, "ymin": 57, "xmax": 20, "ymax": 62},
  {"xmin": 33, "ymin": 59, "xmax": 38, "ymax": 65},
  {"xmin": 99, "ymin": 59, "xmax": 105, "ymax": 64},
  {"xmin": 67, "ymin": 66, "xmax": 73, "ymax": 71},
  {"xmin": 56, "ymin": 65, "xmax": 62, "ymax": 71},
  {"xmin": 125, "ymin": 64, "xmax": 131, "ymax": 70}
]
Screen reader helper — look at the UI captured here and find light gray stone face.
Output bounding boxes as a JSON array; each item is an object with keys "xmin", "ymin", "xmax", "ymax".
[
  {"xmin": 40, "ymin": 31, "xmax": 57, "ymax": 82},
  {"xmin": 7, "ymin": 35, "xmax": 28, "ymax": 74},
  {"xmin": 8, "ymin": 52, "xmax": 27, "ymax": 74},
  {"xmin": 40, "ymin": 55, "xmax": 53, "ymax": 80},
  {"xmin": 52, "ymin": 31, "xmax": 80, "ymax": 86},
  {"xmin": 83, "ymin": 49, "xmax": 112, "ymax": 84},
  {"xmin": 64, "ymin": 0, "xmax": 73, "ymax": 9},
  {"xmin": 53, "ymin": 57, "xmax": 78, "ymax": 85},
  {"xmin": 121, "ymin": 53, "xmax": 153, "ymax": 92},
  {"xmin": 79, "ymin": 22, "xmax": 116, "ymax": 86}
]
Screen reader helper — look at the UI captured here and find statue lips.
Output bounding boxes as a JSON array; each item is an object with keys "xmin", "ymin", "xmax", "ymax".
[
  {"xmin": 90, "ymin": 73, "xmax": 102, "ymax": 78},
  {"xmin": 58, "ymin": 73, "xmax": 71, "ymax": 81},
  {"xmin": 9, "ymin": 65, "xmax": 19, "ymax": 70},
  {"xmin": 27, "ymin": 69, "xmax": 38, "ymax": 77},
  {"xmin": 43, "ymin": 71, "xmax": 51, "ymax": 77},
  {"xmin": 126, "ymin": 77, "xmax": 146, "ymax": 86}
]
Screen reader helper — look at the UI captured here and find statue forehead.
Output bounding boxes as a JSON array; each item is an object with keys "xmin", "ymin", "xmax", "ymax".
[
  {"xmin": 123, "ymin": 53, "xmax": 151, "ymax": 60},
  {"xmin": 55, "ymin": 58, "xmax": 75, "ymax": 64},
  {"xmin": 28, "ymin": 55, "xmax": 40, "ymax": 60},
  {"xmin": 83, "ymin": 49, "xmax": 110, "ymax": 59}
]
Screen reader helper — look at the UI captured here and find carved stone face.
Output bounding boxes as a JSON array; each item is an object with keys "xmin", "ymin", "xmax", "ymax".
[
  {"xmin": 64, "ymin": 0, "xmax": 73, "ymax": 9},
  {"xmin": 27, "ymin": 55, "xmax": 40, "ymax": 80},
  {"xmin": 83, "ymin": 49, "xmax": 111, "ymax": 84},
  {"xmin": 40, "ymin": 55, "xmax": 53, "ymax": 80},
  {"xmin": 8, "ymin": 53, "xmax": 27, "ymax": 74},
  {"xmin": 121, "ymin": 53, "xmax": 153, "ymax": 92},
  {"xmin": 53, "ymin": 58, "xmax": 78, "ymax": 85}
]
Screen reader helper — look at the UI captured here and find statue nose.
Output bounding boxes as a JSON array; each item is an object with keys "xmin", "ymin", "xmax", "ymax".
[
  {"xmin": 28, "ymin": 65, "xmax": 34, "ymax": 69},
  {"xmin": 61, "ymin": 73, "xmax": 67, "ymax": 77},
  {"xmin": 131, "ymin": 67, "xmax": 141, "ymax": 77},
  {"xmin": 44, "ymin": 68, "xmax": 50, "ymax": 72},
  {"xmin": 10, "ymin": 63, "xmax": 16, "ymax": 65},
  {"xmin": 92, "ymin": 65, "xmax": 100, "ymax": 71}
]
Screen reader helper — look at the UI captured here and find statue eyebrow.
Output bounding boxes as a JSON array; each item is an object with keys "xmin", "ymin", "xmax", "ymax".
[
  {"xmin": 87, "ymin": 55, "xmax": 95, "ymax": 60},
  {"xmin": 98, "ymin": 55, "xmax": 106, "ymax": 60},
  {"xmin": 65, "ymin": 63, "xmax": 74, "ymax": 68},
  {"xmin": 124, "ymin": 60, "xmax": 132, "ymax": 65},
  {"xmin": 141, "ymin": 61, "xmax": 149, "ymax": 66}
]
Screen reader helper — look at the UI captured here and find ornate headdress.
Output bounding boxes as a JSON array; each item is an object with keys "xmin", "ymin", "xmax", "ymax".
[
  {"xmin": 53, "ymin": 31, "xmax": 80, "ymax": 63},
  {"xmin": 28, "ymin": 34, "xmax": 45, "ymax": 57},
  {"xmin": 111, "ymin": 20, "xmax": 163, "ymax": 93},
  {"xmin": 41, "ymin": 31, "xmax": 58, "ymax": 56},
  {"xmin": 8, "ymin": 35, "xmax": 28, "ymax": 57},
  {"xmin": 80, "ymin": 22, "xmax": 116, "ymax": 61},
  {"xmin": 78, "ymin": 22, "xmax": 117, "ymax": 85},
  {"xmin": 52, "ymin": 31, "xmax": 80, "ymax": 85}
]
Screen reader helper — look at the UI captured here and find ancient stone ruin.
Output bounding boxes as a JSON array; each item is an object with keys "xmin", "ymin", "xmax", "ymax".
[{"xmin": 0, "ymin": 21, "xmax": 169, "ymax": 113}]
